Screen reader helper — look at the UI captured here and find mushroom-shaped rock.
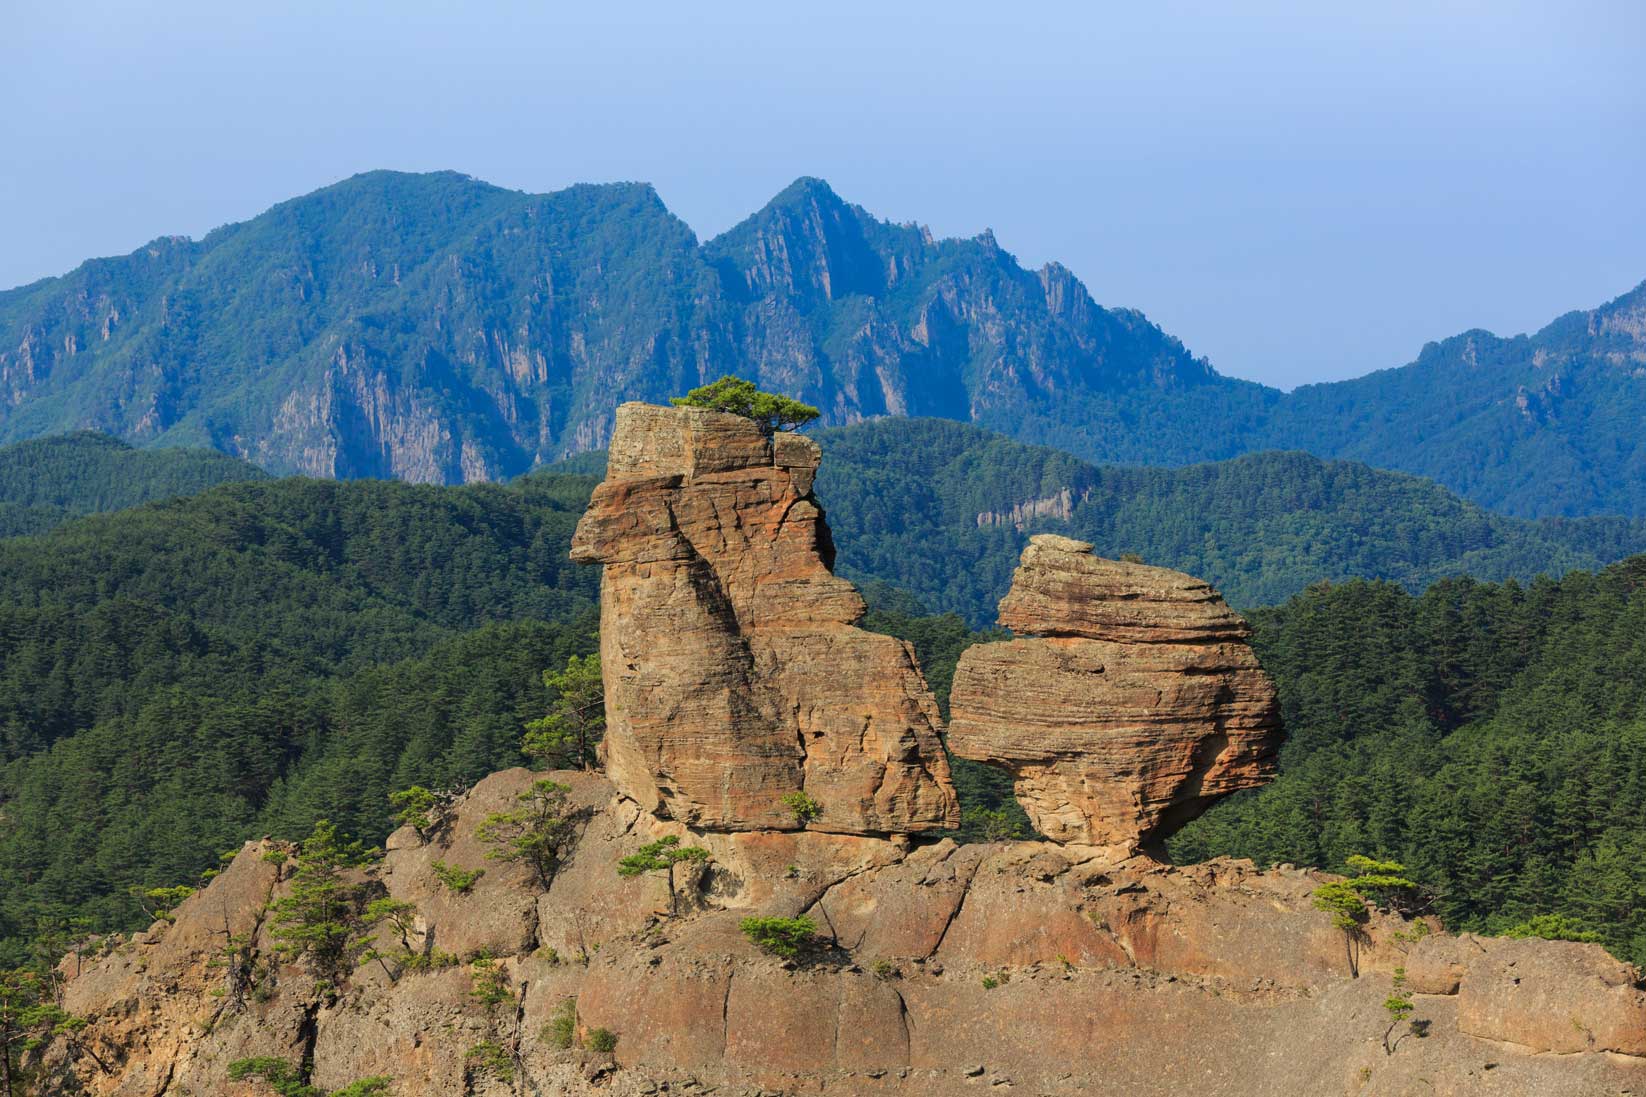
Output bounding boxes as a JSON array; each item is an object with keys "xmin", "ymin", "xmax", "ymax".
[
  {"xmin": 570, "ymin": 402, "xmax": 959, "ymax": 835},
  {"xmin": 948, "ymin": 535, "xmax": 1281, "ymax": 849}
]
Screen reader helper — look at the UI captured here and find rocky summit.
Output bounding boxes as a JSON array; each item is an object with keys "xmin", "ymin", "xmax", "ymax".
[
  {"xmin": 570, "ymin": 402, "xmax": 958, "ymax": 835},
  {"xmin": 949, "ymin": 535, "xmax": 1282, "ymax": 849},
  {"xmin": 30, "ymin": 412, "xmax": 1646, "ymax": 1096}
]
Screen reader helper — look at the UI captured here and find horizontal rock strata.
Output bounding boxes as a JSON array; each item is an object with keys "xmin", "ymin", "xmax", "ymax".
[
  {"xmin": 570, "ymin": 402, "xmax": 958, "ymax": 834},
  {"xmin": 949, "ymin": 534, "xmax": 1282, "ymax": 848}
]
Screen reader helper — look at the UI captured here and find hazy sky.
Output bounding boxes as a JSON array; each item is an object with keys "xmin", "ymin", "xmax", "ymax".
[{"xmin": 5, "ymin": 1, "xmax": 1643, "ymax": 389}]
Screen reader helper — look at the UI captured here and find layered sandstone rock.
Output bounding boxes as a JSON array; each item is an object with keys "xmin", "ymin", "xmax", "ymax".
[
  {"xmin": 43, "ymin": 777, "xmax": 1646, "ymax": 1097},
  {"xmin": 949, "ymin": 535, "xmax": 1282, "ymax": 848},
  {"xmin": 569, "ymin": 402, "xmax": 958, "ymax": 835}
]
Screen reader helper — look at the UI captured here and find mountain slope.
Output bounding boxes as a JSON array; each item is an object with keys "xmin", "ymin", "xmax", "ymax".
[
  {"xmin": 814, "ymin": 418, "xmax": 1646, "ymax": 620},
  {"xmin": 1, "ymin": 171, "xmax": 1642, "ymax": 515},
  {"xmin": 0, "ymin": 171, "xmax": 1273, "ymax": 484},
  {"xmin": 1268, "ymin": 282, "xmax": 1646, "ymax": 517},
  {"xmin": 0, "ymin": 431, "xmax": 267, "ymax": 536}
]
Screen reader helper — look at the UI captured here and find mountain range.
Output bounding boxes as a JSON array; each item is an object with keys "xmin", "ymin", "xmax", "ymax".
[{"xmin": 2, "ymin": 169, "xmax": 1643, "ymax": 517}]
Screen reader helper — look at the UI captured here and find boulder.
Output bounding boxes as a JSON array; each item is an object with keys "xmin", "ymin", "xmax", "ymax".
[
  {"xmin": 570, "ymin": 402, "xmax": 958, "ymax": 835},
  {"xmin": 949, "ymin": 535, "xmax": 1281, "ymax": 848}
]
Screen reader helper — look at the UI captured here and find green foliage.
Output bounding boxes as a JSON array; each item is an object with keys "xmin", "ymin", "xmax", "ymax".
[
  {"xmin": 2, "ymin": 966, "xmax": 87, "ymax": 1096},
  {"xmin": 960, "ymin": 807, "xmax": 1025, "ymax": 843},
  {"xmin": 1382, "ymin": 967, "xmax": 1417, "ymax": 1055},
  {"xmin": 781, "ymin": 791, "xmax": 823, "ymax": 826},
  {"xmin": 522, "ymin": 654, "xmax": 605, "ymax": 770},
  {"xmin": 671, "ymin": 375, "xmax": 820, "ymax": 434},
  {"xmin": 584, "ymin": 1027, "xmax": 619, "ymax": 1053},
  {"xmin": 545, "ymin": 998, "xmax": 578, "ymax": 1049},
  {"xmin": 430, "ymin": 861, "xmax": 484, "ymax": 895},
  {"xmin": 327, "ymin": 1080, "xmax": 393, "ymax": 1097},
  {"xmin": 980, "ymin": 974, "xmax": 1000, "ymax": 990},
  {"xmin": 1175, "ymin": 562, "xmax": 1646, "ymax": 966},
  {"xmin": 463, "ymin": 1040, "xmax": 513, "ymax": 1083},
  {"xmin": 739, "ymin": 916, "xmax": 818, "ymax": 959},
  {"xmin": 0, "ymin": 432, "xmax": 266, "ymax": 537},
  {"xmin": 467, "ymin": 952, "xmax": 511, "ymax": 1013},
  {"xmin": 1500, "ymin": 914, "xmax": 1603, "ymax": 944},
  {"xmin": 227, "ymin": 1057, "xmax": 321, "ymax": 1097},
  {"xmin": 387, "ymin": 787, "xmax": 439, "ymax": 835},
  {"xmin": 616, "ymin": 835, "xmax": 710, "ymax": 917},
  {"xmin": 131, "ymin": 884, "xmax": 196, "ymax": 922},
  {"xmin": 475, "ymin": 780, "xmax": 581, "ymax": 889},
  {"xmin": 816, "ymin": 418, "xmax": 1646, "ymax": 622},
  {"xmin": 266, "ymin": 821, "xmax": 378, "ymax": 991}
]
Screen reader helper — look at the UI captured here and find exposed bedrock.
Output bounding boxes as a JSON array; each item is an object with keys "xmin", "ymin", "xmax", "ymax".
[
  {"xmin": 47, "ymin": 771, "xmax": 1646, "ymax": 1097},
  {"xmin": 569, "ymin": 402, "xmax": 958, "ymax": 835},
  {"xmin": 949, "ymin": 534, "xmax": 1283, "ymax": 849}
]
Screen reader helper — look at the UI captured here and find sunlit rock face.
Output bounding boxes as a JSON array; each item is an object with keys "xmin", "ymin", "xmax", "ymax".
[
  {"xmin": 949, "ymin": 534, "xmax": 1282, "ymax": 849},
  {"xmin": 570, "ymin": 402, "xmax": 958, "ymax": 835}
]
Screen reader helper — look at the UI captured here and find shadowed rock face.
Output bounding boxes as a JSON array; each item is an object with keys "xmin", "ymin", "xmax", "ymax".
[
  {"xmin": 949, "ymin": 535, "xmax": 1282, "ymax": 849},
  {"xmin": 570, "ymin": 402, "xmax": 958, "ymax": 835}
]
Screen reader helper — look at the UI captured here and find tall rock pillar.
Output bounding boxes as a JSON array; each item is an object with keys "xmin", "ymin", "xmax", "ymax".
[{"xmin": 570, "ymin": 402, "xmax": 959, "ymax": 835}]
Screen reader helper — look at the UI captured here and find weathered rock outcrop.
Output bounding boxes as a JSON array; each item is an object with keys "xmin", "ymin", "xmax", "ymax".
[
  {"xmin": 41, "ymin": 771, "xmax": 1646, "ymax": 1097},
  {"xmin": 569, "ymin": 402, "xmax": 958, "ymax": 835},
  {"xmin": 949, "ymin": 534, "xmax": 1282, "ymax": 849}
]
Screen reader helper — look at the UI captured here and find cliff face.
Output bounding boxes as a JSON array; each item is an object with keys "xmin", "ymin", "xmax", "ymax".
[
  {"xmin": 569, "ymin": 402, "xmax": 958, "ymax": 834},
  {"xmin": 950, "ymin": 535, "xmax": 1282, "ymax": 849}
]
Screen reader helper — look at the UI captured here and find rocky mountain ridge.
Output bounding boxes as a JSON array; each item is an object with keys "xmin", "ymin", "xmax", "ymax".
[
  {"xmin": 31, "ymin": 405, "xmax": 1646, "ymax": 1095},
  {"xmin": 4, "ymin": 171, "xmax": 1644, "ymax": 515}
]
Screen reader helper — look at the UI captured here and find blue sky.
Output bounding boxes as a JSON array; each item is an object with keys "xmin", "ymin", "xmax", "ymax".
[{"xmin": 5, "ymin": 1, "xmax": 1643, "ymax": 388}]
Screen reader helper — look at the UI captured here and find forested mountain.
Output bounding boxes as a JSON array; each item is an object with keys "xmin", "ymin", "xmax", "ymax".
[
  {"xmin": 1171, "ymin": 561, "xmax": 1646, "ymax": 966},
  {"xmin": 0, "ymin": 473, "xmax": 598, "ymax": 962},
  {"xmin": 4, "ymin": 169, "xmax": 1641, "ymax": 515},
  {"xmin": 0, "ymin": 431, "xmax": 266, "ymax": 536},
  {"xmin": 814, "ymin": 419, "xmax": 1646, "ymax": 620}
]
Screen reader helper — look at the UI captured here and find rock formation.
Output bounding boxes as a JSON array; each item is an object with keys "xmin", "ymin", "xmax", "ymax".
[
  {"xmin": 949, "ymin": 534, "xmax": 1282, "ymax": 848},
  {"xmin": 40, "ymin": 770, "xmax": 1646, "ymax": 1097},
  {"xmin": 569, "ymin": 402, "xmax": 958, "ymax": 835}
]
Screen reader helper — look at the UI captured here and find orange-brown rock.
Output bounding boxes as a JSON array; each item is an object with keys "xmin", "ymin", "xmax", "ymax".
[
  {"xmin": 46, "ymin": 783, "xmax": 1646, "ymax": 1097},
  {"xmin": 948, "ymin": 535, "xmax": 1282, "ymax": 848},
  {"xmin": 569, "ymin": 402, "xmax": 958, "ymax": 835}
]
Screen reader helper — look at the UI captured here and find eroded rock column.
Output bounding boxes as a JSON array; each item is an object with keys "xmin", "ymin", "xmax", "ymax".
[
  {"xmin": 570, "ymin": 402, "xmax": 958, "ymax": 835},
  {"xmin": 949, "ymin": 534, "xmax": 1281, "ymax": 849}
]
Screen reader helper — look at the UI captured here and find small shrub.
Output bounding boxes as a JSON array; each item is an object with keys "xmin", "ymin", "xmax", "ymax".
[
  {"xmin": 464, "ymin": 1040, "xmax": 514, "ymax": 1082},
  {"xmin": 227, "ymin": 1057, "xmax": 320, "ymax": 1097},
  {"xmin": 431, "ymin": 860, "xmax": 485, "ymax": 894},
  {"xmin": 468, "ymin": 952, "xmax": 511, "ymax": 1013},
  {"xmin": 781, "ymin": 791, "xmax": 823, "ymax": 826},
  {"xmin": 546, "ymin": 998, "xmax": 577, "ymax": 1049},
  {"xmin": 584, "ymin": 1027, "xmax": 619, "ymax": 1053},
  {"xmin": 740, "ymin": 915, "xmax": 818, "ymax": 959},
  {"xmin": 389, "ymin": 785, "xmax": 441, "ymax": 835},
  {"xmin": 981, "ymin": 975, "xmax": 999, "ymax": 990},
  {"xmin": 870, "ymin": 959, "xmax": 897, "ymax": 980}
]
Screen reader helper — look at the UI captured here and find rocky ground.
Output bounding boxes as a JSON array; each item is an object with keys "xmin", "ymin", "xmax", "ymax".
[{"xmin": 38, "ymin": 767, "xmax": 1646, "ymax": 1096}]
